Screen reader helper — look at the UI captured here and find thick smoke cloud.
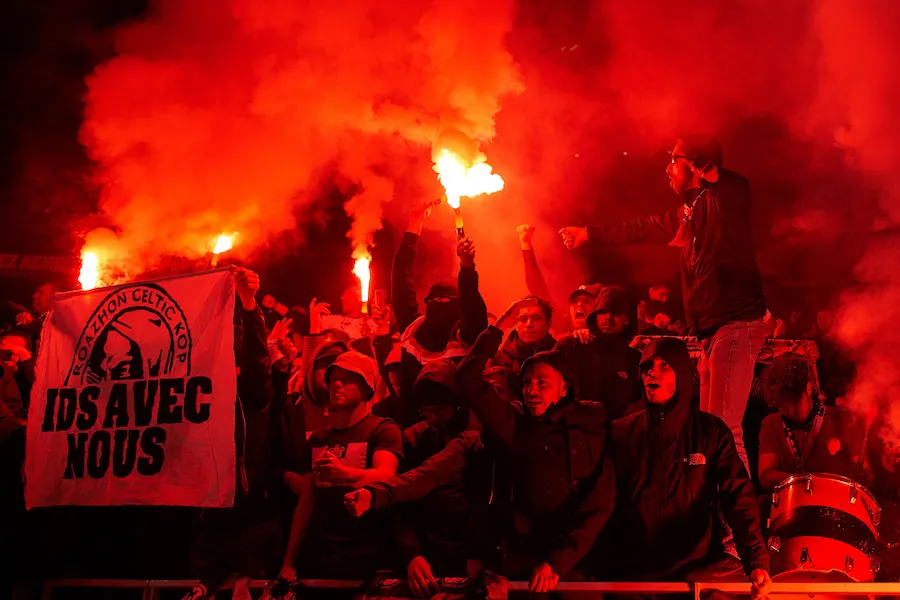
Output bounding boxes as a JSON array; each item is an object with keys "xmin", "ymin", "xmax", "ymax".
[
  {"xmin": 810, "ymin": 0, "xmax": 900, "ymax": 451},
  {"xmin": 81, "ymin": 0, "xmax": 521, "ymax": 269},
  {"xmin": 81, "ymin": 0, "xmax": 900, "ymax": 444}
]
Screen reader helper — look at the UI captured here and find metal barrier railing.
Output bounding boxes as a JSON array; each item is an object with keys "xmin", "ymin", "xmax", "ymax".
[{"xmin": 35, "ymin": 577, "xmax": 900, "ymax": 600}]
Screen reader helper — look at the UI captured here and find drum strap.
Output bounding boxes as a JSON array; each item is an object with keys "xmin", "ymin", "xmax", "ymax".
[{"xmin": 782, "ymin": 403, "xmax": 826, "ymax": 473}]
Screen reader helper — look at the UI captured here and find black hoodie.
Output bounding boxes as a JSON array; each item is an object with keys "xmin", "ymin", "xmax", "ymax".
[
  {"xmin": 609, "ymin": 337, "xmax": 768, "ymax": 579},
  {"xmin": 385, "ymin": 359, "xmax": 488, "ymax": 568},
  {"xmin": 554, "ymin": 286, "xmax": 642, "ymax": 420}
]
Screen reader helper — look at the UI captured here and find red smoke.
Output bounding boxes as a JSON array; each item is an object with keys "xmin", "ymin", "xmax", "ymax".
[
  {"xmin": 811, "ymin": 0, "xmax": 900, "ymax": 453},
  {"xmin": 81, "ymin": 0, "xmax": 900, "ymax": 448},
  {"xmin": 81, "ymin": 0, "xmax": 521, "ymax": 270}
]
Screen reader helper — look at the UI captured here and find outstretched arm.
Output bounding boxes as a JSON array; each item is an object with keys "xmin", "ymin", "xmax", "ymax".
[
  {"xmin": 560, "ymin": 209, "xmax": 681, "ymax": 249},
  {"xmin": 365, "ymin": 432, "xmax": 482, "ymax": 509}
]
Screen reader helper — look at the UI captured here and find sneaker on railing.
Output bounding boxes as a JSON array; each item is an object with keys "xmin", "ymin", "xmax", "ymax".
[{"xmin": 181, "ymin": 585, "xmax": 208, "ymax": 600}]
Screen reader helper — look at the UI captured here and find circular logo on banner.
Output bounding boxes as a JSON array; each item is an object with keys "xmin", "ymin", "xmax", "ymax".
[{"xmin": 65, "ymin": 283, "xmax": 192, "ymax": 386}]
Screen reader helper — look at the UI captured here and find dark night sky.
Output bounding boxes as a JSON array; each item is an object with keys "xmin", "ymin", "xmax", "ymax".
[{"xmin": 0, "ymin": 0, "xmax": 145, "ymax": 254}]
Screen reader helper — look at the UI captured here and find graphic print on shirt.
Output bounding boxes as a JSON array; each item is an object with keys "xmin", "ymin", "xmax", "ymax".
[{"xmin": 312, "ymin": 442, "xmax": 368, "ymax": 486}]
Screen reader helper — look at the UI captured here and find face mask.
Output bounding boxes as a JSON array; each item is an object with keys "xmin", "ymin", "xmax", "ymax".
[{"xmin": 425, "ymin": 298, "xmax": 460, "ymax": 328}]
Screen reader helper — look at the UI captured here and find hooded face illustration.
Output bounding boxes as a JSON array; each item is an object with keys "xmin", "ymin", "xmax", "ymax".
[{"xmin": 84, "ymin": 308, "xmax": 174, "ymax": 384}]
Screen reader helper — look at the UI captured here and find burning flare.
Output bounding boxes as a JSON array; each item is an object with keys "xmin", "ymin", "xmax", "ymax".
[
  {"xmin": 353, "ymin": 255, "xmax": 372, "ymax": 303},
  {"xmin": 433, "ymin": 149, "xmax": 505, "ymax": 209},
  {"xmin": 213, "ymin": 234, "xmax": 234, "ymax": 255},
  {"xmin": 79, "ymin": 251, "xmax": 101, "ymax": 291}
]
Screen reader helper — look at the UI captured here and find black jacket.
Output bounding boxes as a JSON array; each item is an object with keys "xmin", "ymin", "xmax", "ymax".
[
  {"xmin": 456, "ymin": 326, "xmax": 616, "ymax": 577},
  {"xmin": 587, "ymin": 169, "xmax": 765, "ymax": 337},
  {"xmin": 235, "ymin": 305, "xmax": 274, "ymax": 500},
  {"xmin": 386, "ymin": 358, "xmax": 484, "ymax": 566},
  {"xmin": 374, "ymin": 429, "xmax": 490, "ymax": 567},
  {"xmin": 554, "ymin": 306, "xmax": 642, "ymax": 421},
  {"xmin": 392, "ymin": 232, "xmax": 488, "ymax": 426},
  {"xmin": 609, "ymin": 337, "xmax": 768, "ymax": 578}
]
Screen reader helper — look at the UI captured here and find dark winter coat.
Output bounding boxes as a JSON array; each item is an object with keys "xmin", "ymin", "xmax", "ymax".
[
  {"xmin": 609, "ymin": 337, "xmax": 769, "ymax": 578},
  {"xmin": 455, "ymin": 326, "xmax": 616, "ymax": 577}
]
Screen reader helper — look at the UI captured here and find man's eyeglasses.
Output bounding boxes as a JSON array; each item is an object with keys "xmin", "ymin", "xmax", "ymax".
[{"xmin": 670, "ymin": 154, "xmax": 689, "ymax": 164}]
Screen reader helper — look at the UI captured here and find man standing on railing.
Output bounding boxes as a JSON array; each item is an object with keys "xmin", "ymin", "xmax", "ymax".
[
  {"xmin": 560, "ymin": 137, "xmax": 767, "ymax": 473},
  {"xmin": 601, "ymin": 337, "xmax": 771, "ymax": 599}
]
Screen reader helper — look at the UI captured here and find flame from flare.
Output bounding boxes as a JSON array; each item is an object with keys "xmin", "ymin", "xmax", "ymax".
[
  {"xmin": 434, "ymin": 149, "xmax": 504, "ymax": 209},
  {"xmin": 353, "ymin": 255, "xmax": 372, "ymax": 303},
  {"xmin": 79, "ymin": 252, "xmax": 101, "ymax": 290},
  {"xmin": 213, "ymin": 234, "xmax": 234, "ymax": 255}
]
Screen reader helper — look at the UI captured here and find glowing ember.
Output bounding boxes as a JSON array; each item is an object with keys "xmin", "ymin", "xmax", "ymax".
[
  {"xmin": 213, "ymin": 234, "xmax": 234, "ymax": 255},
  {"xmin": 79, "ymin": 252, "xmax": 101, "ymax": 290},
  {"xmin": 353, "ymin": 255, "xmax": 371, "ymax": 303},
  {"xmin": 434, "ymin": 149, "xmax": 505, "ymax": 209}
]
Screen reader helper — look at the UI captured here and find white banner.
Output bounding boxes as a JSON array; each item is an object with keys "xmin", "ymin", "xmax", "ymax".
[{"xmin": 25, "ymin": 269, "xmax": 236, "ymax": 508}]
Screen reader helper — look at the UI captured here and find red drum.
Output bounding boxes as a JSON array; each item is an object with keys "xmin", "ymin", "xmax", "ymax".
[{"xmin": 768, "ymin": 473, "xmax": 881, "ymax": 599}]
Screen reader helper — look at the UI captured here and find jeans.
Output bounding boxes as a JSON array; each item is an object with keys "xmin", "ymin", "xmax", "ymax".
[{"xmin": 699, "ymin": 318, "xmax": 767, "ymax": 474}]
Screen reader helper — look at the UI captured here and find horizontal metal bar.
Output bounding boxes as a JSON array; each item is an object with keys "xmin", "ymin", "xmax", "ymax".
[
  {"xmin": 45, "ymin": 580, "xmax": 157, "ymax": 588},
  {"xmin": 42, "ymin": 578, "xmax": 900, "ymax": 595},
  {"xmin": 508, "ymin": 582, "xmax": 692, "ymax": 592},
  {"xmin": 696, "ymin": 581, "xmax": 900, "ymax": 594}
]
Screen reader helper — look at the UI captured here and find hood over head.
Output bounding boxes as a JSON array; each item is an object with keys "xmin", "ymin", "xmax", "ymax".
[
  {"xmin": 588, "ymin": 285, "xmax": 638, "ymax": 341},
  {"xmin": 413, "ymin": 358, "xmax": 458, "ymax": 408},
  {"xmin": 639, "ymin": 336, "xmax": 696, "ymax": 434},
  {"xmin": 302, "ymin": 339, "xmax": 349, "ymax": 406},
  {"xmin": 418, "ymin": 280, "xmax": 462, "ymax": 351}
]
